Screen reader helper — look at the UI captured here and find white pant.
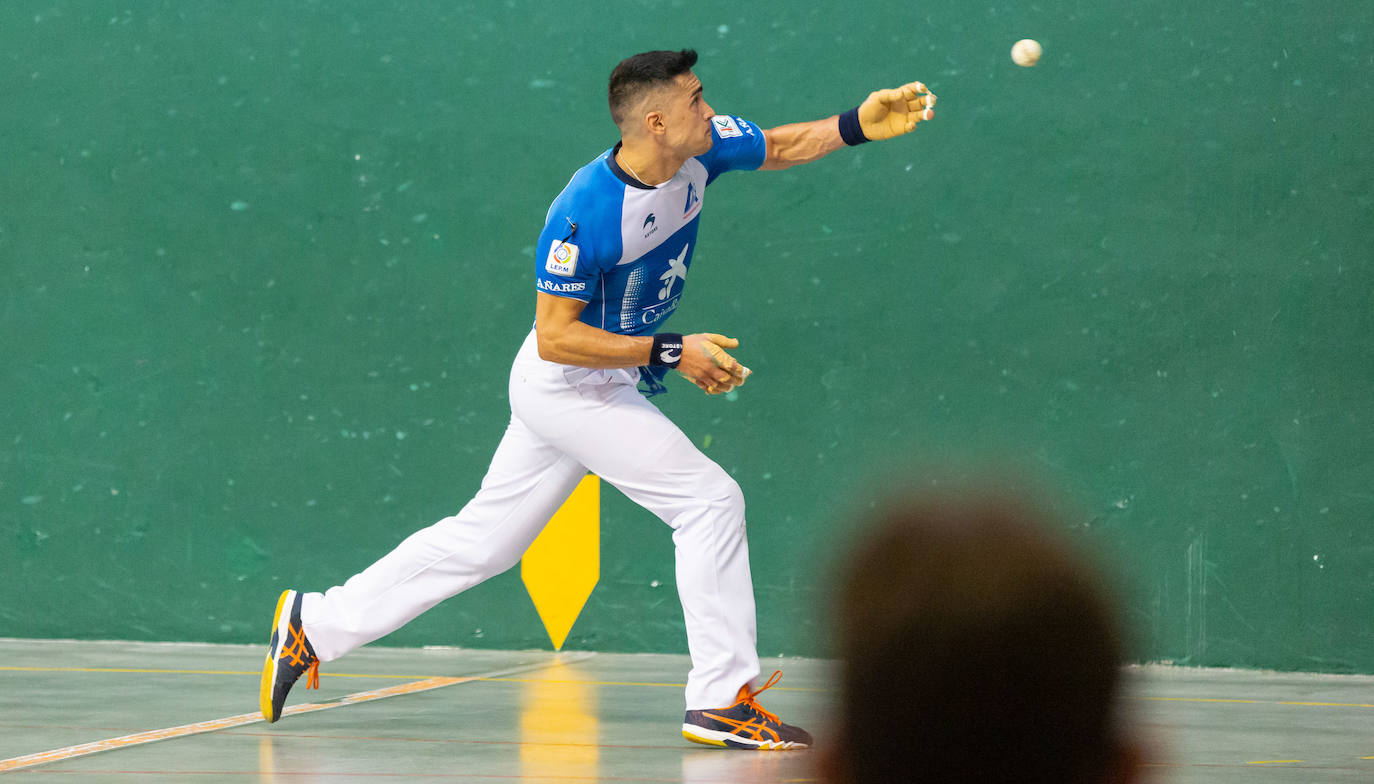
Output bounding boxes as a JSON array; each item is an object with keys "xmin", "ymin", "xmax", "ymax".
[{"xmin": 300, "ymin": 330, "xmax": 760, "ymax": 710}]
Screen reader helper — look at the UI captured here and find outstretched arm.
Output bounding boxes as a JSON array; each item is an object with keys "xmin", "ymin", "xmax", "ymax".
[{"xmin": 759, "ymin": 81, "xmax": 936, "ymax": 171}]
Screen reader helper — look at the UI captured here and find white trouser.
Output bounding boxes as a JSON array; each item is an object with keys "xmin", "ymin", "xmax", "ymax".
[{"xmin": 300, "ymin": 330, "xmax": 760, "ymax": 710}]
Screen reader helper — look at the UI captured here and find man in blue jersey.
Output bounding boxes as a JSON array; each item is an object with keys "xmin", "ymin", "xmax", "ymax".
[{"xmin": 261, "ymin": 49, "xmax": 936, "ymax": 750}]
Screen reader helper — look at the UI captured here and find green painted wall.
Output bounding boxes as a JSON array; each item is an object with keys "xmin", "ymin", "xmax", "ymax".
[{"xmin": 3, "ymin": 1, "xmax": 1371, "ymax": 671}]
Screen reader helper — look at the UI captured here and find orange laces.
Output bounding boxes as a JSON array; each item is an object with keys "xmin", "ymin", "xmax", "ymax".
[
  {"xmin": 279, "ymin": 623, "xmax": 320, "ymax": 690},
  {"xmin": 733, "ymin": 670, "xmax": 783, "ymax": 724}
]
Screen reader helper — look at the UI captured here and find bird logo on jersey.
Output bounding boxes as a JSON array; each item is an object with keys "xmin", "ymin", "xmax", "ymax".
[{"xmin": 659, "ymin": 244, "xmax": 689, "ymax": 300}]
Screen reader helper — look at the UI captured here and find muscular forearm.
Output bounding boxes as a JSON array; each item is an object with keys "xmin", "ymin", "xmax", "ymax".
[
  {"xmin": 536, "ymin": 317, "xmax": 653, "ymax": 368},
  {"xmin": 760, "ymin": 81, "xmax": 936, "ymax": 172},
  {"xmin": 760, "ymin": 116, "xmax": 846, "ymax": 170},
  {"xmin": 533, "ymin": 296, "xmax": 748, "ymax": 393},
  {"xmin": 535, "ymin": 320, "xmax": 745, "ymax": 396}
]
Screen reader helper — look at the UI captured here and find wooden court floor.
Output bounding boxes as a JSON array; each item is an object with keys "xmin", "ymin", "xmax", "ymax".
[{"xmin": 2, "ymin": 639, "xmax": 1373, "ymax": 782}]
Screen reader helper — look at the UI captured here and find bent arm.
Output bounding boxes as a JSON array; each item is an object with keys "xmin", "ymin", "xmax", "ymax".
[
  {"xmin": 534, "ymin": 293, "xmax": 745, "ymax": 393},
  {"xmin": 535, "ymin": 292, "xmax": 652, "ymax": 368}
]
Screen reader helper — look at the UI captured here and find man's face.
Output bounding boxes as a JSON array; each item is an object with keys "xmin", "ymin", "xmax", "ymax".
[{"xmin": 658, "ymin": 71, "xmax": 715, "ymax": 157}]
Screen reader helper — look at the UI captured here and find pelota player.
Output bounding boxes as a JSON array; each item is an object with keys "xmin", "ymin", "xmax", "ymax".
[{"xmin": 260, "ymin": 48, "xmax": 935, "ymax": 750}]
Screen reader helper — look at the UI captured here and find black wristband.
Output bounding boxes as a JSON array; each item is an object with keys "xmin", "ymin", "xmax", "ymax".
[
  {"xmin": 838, "ymin": 106, "xmax": 869, "ymax": 146},
  {"xmin": 649, "ymin": 333, "xmax": 684, "ymax": 368}
]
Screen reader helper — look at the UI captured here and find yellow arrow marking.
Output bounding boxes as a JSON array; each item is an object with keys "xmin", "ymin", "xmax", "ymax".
[{"xmin": 522, "ymin": 474, "xmax": 600, "ymax": 650}]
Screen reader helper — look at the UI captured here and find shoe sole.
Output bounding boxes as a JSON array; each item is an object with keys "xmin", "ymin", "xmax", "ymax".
[
  {"xmin": 258, "ymin": 589, "xmax": 295, "ymax": 722},
  {"xmin": 681, "ymin": 724, "xmax": 807, "ymax": 750}
]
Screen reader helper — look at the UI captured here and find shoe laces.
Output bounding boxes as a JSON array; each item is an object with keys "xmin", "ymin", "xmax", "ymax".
[
  {"xmin": 280, "ymin": 623, "xmax": 320, "ymax": 690},
  {"xmin": 732, "ymin": 670, "xmax": 783, "ymax": 724}
]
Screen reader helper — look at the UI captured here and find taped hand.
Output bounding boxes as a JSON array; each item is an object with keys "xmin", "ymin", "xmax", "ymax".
[
  {"xmin": 680, "ymin": 333, "xmax": 753, "ymax": 395},
  {"xmin": 857, "ymin": 81, "xmax": 936, "ymax": 140}
]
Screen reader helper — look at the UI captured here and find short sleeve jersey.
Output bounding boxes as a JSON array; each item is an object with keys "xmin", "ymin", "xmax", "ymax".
[{"xmin": 533, "ymin": 115, "xmax": 767, "ymax": 336}]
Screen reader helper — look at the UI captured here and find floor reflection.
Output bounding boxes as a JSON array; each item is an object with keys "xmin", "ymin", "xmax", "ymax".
[{"xmin": 519, "ymin": 659, "xmax": 599, "ymax": 780}]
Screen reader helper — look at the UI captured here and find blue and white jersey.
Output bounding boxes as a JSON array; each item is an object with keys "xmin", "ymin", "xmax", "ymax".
[{"xmin": 534, "ymin": 115, "xmax": 767, "ymax": 337}]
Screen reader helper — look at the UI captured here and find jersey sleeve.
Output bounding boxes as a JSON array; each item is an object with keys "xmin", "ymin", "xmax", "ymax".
[
  {"xmin": 534, "ymin": 215, "xmax": 598, "ymax": 302},
  {"xmin": 697, "ymin": 115, "xmax": 767, "ymax": 184},
  {"xmin": 533, "ymin": 164, "xmax": 622, "ymax": 301}
]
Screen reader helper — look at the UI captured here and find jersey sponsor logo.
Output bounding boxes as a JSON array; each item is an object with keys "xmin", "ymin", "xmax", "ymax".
[
  {"xmin": 712, "ymin": 115, "xmax": 743, "ymax": 139},
  {"xmin": 537, "ymin": 279, "xmax": 586, "ymax": 293},
  {"xmin": 658, "ymin": 243, "xmax": 689, "ymax": 300},
  {"xmin": 640, "ymin": 296, "xmax": 680, "ymax": 326},
  {"xmin": 683, "ymin": 182, "xmax": 700, "ymax": 218},
  {"xmin": 643, "ymin": 212, "xmax": 658, "ymax": 238},
  {"xmin": 545, "ymin": 241, "xmax": 579, "ymax": 277}
]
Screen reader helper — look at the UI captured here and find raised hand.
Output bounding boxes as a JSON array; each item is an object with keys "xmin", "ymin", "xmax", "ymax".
[{"xmin": 857, "ymin": 81, "xmax": 937, "ymax": 140}]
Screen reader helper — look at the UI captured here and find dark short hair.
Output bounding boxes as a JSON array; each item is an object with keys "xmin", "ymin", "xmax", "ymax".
[
  {"xmin": 834, "ymin": 495, "xmax": 1127, "ymax": 784},
  {"xmin": 608, "ymin": 49, "xmax": 698, "ymax": 126}
]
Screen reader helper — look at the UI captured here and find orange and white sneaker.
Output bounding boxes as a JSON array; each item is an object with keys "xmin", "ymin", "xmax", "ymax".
[
  {"xmin": 682, "ymin": 671, "xmax": 812, "ymax": 750},
  {"xmin": 258, "ymin": 589, "xmax": 320, "ymax": 722}
]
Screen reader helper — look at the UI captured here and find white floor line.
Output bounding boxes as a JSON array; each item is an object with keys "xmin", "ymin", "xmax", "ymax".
[{"xmin": 0, "ymin": 652, "xmax": 596, "ymax": 774}]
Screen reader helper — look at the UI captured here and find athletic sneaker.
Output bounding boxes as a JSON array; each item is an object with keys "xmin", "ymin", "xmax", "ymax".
[
  {"xmin": 682, "ymin": 671, "xmax": 812, "ymax": 750},
  {"xmin": 259, "ymin": 589, "xmax": 320, "ymax": 722}
]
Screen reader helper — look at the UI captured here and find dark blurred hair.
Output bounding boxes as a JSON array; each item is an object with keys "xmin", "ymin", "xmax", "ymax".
[
  {"xmin": 608, "ymin": 49, "xmax": 698, "ymax": 127},
  {"xmin": 833, "ymin": 495, "xmax": 1127, "ymax": 784}
]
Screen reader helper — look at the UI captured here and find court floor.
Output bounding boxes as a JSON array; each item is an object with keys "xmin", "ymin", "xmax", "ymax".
[{"xmin": 2, "ymin": 638, "xmax": 1372, "ymax": 782}]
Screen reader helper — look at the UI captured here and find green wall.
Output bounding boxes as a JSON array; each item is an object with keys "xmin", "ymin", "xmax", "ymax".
[{"xmin": 3, "ymin": 1, "xmax": 1371, "ymax": 672}]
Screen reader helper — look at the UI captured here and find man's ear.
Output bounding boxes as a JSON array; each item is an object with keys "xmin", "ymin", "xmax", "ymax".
[{"xmin": 644, "ymin": 109, "xmax": 666, "ymax": 136}]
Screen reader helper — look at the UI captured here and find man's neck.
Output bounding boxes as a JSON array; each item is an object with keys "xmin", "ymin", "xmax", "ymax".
[{"xmin": 616, "ymin": 140, "xmax": 686, "ymax": 187}]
